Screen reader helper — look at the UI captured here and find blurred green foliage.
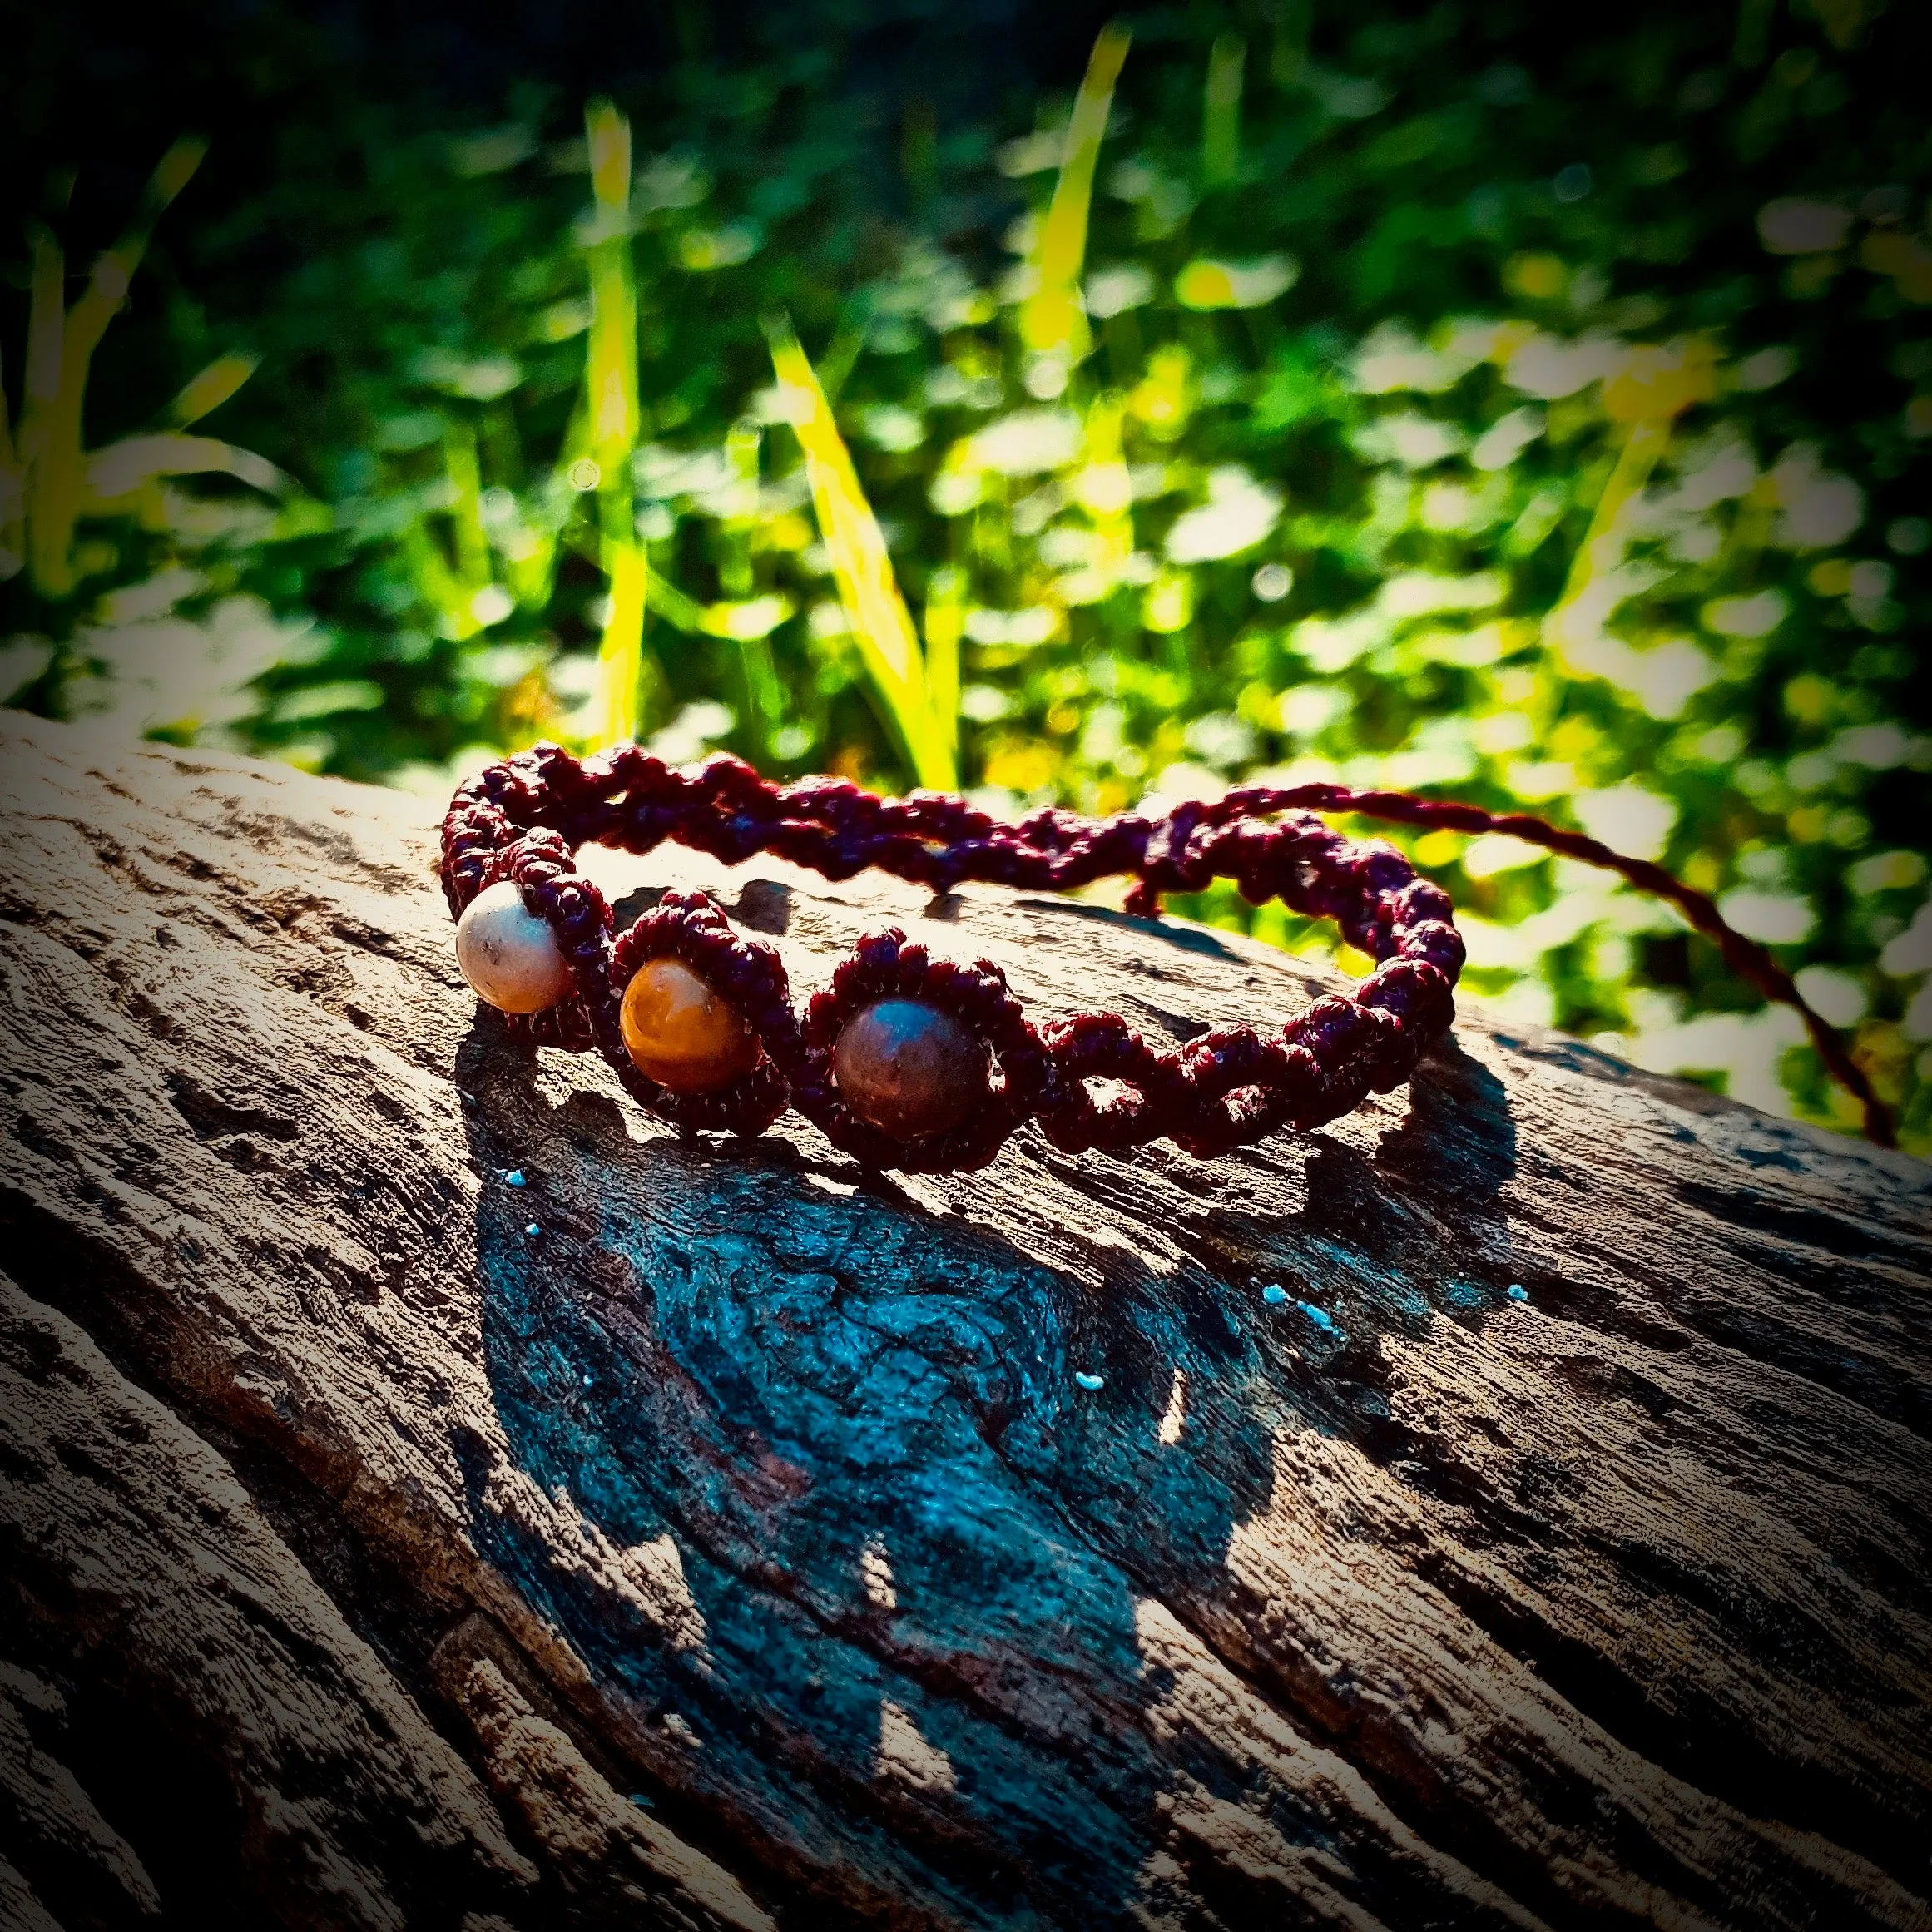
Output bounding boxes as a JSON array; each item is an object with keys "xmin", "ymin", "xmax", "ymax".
[{"xmin": 4, "ymin": 0, "xmax": 1931, "ymax": 1148}]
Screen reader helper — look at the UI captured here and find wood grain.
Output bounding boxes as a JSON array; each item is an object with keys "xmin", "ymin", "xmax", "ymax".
[{"xmin": 0, "ymin": 709, "xmax": 1927, "ymax": 1930}]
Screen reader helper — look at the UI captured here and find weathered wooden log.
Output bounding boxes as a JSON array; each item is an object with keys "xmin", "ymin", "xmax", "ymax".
[{"xmin": 0, "ymin": 708, "xmax": 1927, "ymax": 1932}]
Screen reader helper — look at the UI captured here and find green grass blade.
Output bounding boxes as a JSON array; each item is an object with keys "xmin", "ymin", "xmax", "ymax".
[
  {"xmin": 402, "ymin": 521, "xmax": 465, "ymax": 628},
  {"xmin": 508, "ymin": 392, "xmax": 592, "ymax": 613},
  {"xmin": 1202, "ymin": 33, "xmax": 1245, "ymax": 185},
  {"xmin": 21, "ymin": 232, "xmax": 62, "ymax": 429},
  {"xmin": 442, "ymin": 421, "xmax": 493, "ymax": 598},
  {"xmin": 814, "ymin": 286, "xmax": 874, "ymax": 404},
  {"xmin": 21, "ymin": 230, "xmax": 66, "ymax": 592},
  {"xmin": 643, "ymin": 563, "xmax": 706, "ymax": 632}
]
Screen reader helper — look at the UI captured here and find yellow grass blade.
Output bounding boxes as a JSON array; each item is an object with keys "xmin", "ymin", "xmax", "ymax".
[
  {"xmin": 1021, "ymin": 21, "xmax": 1131, "ymax": 363},
  {"xmin": 585, "ymin": 103, "xmax": 639, "ymax": 460},
  {"xmin": 149, "ymin": 138, "xmax": 207, "ymax": 211},
  {"xmin": 169, "ymin": 352, "xmax": 258, "ymax": 427},
  {"xmin": 67, "ymin": 140, "xmax": 206, "ymax": 368},
  {"xmin": 923, "ymin": 565, "xmax": 964, "ymax": 774},
  {"xmin": 23, "ymin": 140, "xmax": 207, "ymax": 597},
  {"xmin": 593, "ymin": 540, "xmax": 646, "ymax": 746},
  {"xmin": 582, "ymin": 99, "xmax": 647, "ymax": 747},
  {"xmin": 767, "ymin": 317, "xmax": 955, "ymax": 788},
  {"xmin": 1545, "ymin": 341, "xmax": 1719, "ymax": 660},
  {"xmin": 587, "ymin": 102, "xmax": 629, "ymax": 215},
  {"xmin": 1077, "ymin": 392, "xmax": 1134, "ymax": 581}
]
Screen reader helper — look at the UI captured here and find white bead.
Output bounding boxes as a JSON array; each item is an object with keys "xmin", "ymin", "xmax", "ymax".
[{"xmin": 455, "ymin": 881, "xmax": 572, "ymax": 1014}]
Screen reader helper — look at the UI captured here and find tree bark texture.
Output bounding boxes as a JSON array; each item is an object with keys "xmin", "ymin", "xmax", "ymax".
[{"xmin": 0, "ymin": 710, "xmax": 1928, "ymax": 1932}]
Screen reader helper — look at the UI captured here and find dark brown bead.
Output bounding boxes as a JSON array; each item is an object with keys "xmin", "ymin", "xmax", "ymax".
[{"xmin": 833, "ymin": 998, "xmax": 988, "ymax": 1140}]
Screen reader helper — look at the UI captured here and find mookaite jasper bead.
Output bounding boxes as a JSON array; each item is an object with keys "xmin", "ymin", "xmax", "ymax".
[
  {"xmin": 833, "ymin": 998, "xmax": 988, "ymax": 1140},
  {"xmin": 621, "ymin": 956, "xmax": 760, "ymax": 1092},
  {"xmin": 456, "ymin": 880, "xmax": 573, "ymax": 1013}
]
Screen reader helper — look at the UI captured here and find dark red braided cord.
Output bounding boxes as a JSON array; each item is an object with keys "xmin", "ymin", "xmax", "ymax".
[
  {"xmin": 1283, "ymin": 783, "xmax": 1895, "ymax": 1148},
  {"xmin": 441, "ymin": 743, "xmax": 1891, "ymax": 1161}
]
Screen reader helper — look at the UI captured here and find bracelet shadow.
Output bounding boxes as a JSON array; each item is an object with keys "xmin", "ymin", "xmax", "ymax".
[{"xmin": 451, "ymin": 969, "xmax": 1533, "ymax": 1929}]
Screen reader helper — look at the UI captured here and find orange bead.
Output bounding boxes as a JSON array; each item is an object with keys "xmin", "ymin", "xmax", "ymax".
[
  {"xmin": 833, "ymin": 998, "xmax": 987, "ymax": 1141},
  {"xmin": 620, "ymin": 956, "xmax": 761, "ymax": 1092}
]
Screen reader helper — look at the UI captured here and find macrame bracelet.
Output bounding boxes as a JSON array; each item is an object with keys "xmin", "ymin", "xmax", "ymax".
[{"xmin": 441, "ymin": 741, "xmax": 1894, "ymax": 1167}]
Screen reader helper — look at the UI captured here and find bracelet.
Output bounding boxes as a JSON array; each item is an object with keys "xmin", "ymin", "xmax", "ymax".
[{"xmin": 440, "ymin": 742, "xmax": 1894, "ymax": 1167}]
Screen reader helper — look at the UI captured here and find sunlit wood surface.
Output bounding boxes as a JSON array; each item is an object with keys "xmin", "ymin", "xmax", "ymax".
[{"xmin": 2, "ymin": 710, "xmax": 1927, "ymax": 1931}]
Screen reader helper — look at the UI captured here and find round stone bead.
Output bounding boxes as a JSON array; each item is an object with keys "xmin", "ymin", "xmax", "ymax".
[
  {"xmin": 833, "ymin": 998, "xmax": 988, "ymax": 1141},
  {"xmin": 456, "ymin": 881, "xmax": 573, "ymax": 1014},
  {"xmin": 621, "ymin": 956, "xmax": 761, "ymax": 1093}
]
